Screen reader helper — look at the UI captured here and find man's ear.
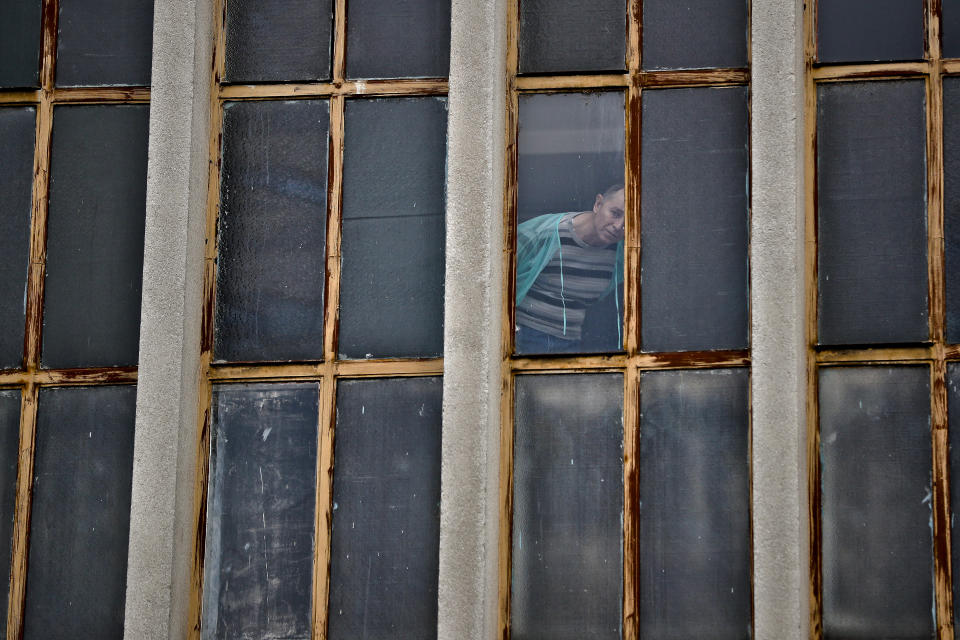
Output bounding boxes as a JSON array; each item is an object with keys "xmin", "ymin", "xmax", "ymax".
[{"xmin": 593, "ymin": 193, "xmax": 603, "ymax": 211}]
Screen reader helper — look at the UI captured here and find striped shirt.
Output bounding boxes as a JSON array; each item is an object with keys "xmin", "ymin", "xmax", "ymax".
[{"xmin": 515, "ymin": 213, "xmax": 618, "ymax": 340}]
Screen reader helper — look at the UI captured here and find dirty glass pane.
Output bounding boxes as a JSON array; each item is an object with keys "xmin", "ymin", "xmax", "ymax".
[
  {"xmin": 0, "ymin": 0, "xmax": 41, "ymax": 88},
  {"xmin": 512, "ymin": 374, "xmax": 623, "ymax": 640},
  {"xmin": 639, "ymin": 368, "xmax": 751, "ymax": 638},
  {"xmin": 519, "ymin": 0, "xmax": 626, "ymax": 74},
  {"xmin": 515, "ymin": 92, "xmax": 625, "ymax": 356},
  {"xmin": 943, "ymin": 78, "xmax": 960, "ymax": 343},
  {"xmin": 949, "ymin": 363, "xmax": 960, "ymax": 632},
  {"xmin": 23, "ymin": 385, "xmax": 136, "ymax": 640},
  {"xmin": 338, "ymin": 98, "xmax": 446, "ymax": 359},
  {"xmin": 641, "ymin": 87, "xmax": 749, "ymax": 352},
  {"xmin": 642, "ymin": 0, "xmax": 748, "ymax": 71},
  {"xmin": 0, "ymin": 390, "xmax": 20, "ymax": 639},
  {"xmin": 214, "ymin": 100, "xmax": 328, "ymax": 363},
  {"xmin": 56, "ymin": 0, "xmax": 154, "ymax": 86},
  {"xmin": 346, "ymin": 0, "xmax": 450, "ymax": 79},
  {"xmin": 817, "ymin": 81, "xmax": 927, "ymax": 345},
  {"xmin": 819, "ymin": 366, "xmax": 933, "ymax": 639},
  {"xmin": 328, "ymin": 377, "xmax": 442, "ymax": 639},
  {"xmin": 224, "ymin": 0, "xmax": 332, "ymax": 83},
  {"xmin": 817, "ymin": 0, "xmax": 923, "ymax": 63},
  {"xmin": 0, "ymin": 108, "xmax": 35, "ymax": 370},
  {"xmin": 202, "ymin": 383, "xmax": 319, "ymax": 640},
  {"xmin": 946, "ymin": 1, "xmax": 960, "ymax": 59},
  {"xmin": 42, "ymin": 105, "xmax": 149, "ymax": 369}
]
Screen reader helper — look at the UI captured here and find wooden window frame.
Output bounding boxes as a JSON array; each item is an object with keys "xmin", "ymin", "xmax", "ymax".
[
  {"xmin": 187, "ymin": 0, "xmax": 448, "ymax": 638},
  {"xmin": 497, "ymin": 1, "xmax": 753, "ymax": 638},
  {"xmin": 0, "ymin": 0, "xmax": 148, "ymax": 637},
  {"xmin": 804, "ymin": 1, "xmax": 960, "ymax": 638}
]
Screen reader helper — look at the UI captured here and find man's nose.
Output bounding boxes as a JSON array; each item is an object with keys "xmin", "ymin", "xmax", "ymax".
[{"xmin": 614, "ymin": 217, "xmax": 625, "ymax": 230}]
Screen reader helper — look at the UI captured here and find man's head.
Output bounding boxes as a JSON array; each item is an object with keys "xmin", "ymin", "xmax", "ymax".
[{"xmin": 590, "ymin": 184, "xmax": 625, "ymax": 246}]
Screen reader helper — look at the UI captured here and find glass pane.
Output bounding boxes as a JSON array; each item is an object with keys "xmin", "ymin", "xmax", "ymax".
[
  {"xmin": 949, "ymin": 363, "xmax": 960, "ymax": 633},
  {"xmin": 944, "ymin": 78, "xmax": 960, "ymax": 343},
  {"xmin": 338, "ymin": 98, "xmax": 446, "ymax": 359},
  {"xmin": 819, "ymin": 366, "xmax": 933, "ymax": 638},
  {"xmin": 817, "ymin": 0, "xmax": 923, "ymax": 63},
  {"xmin": 642, "ymin": 0, "xmax": 748, "ymax": 71},
  {"xmin": 346, "ymin": 0, "xmax": 450, "ymax": 79},
  {"xmin": 328, "ymin": 377, "xmax": 442, "ymax": 639},
  {"xmin": 214, "ymin": 100, "xmax": 328, "ymax": 363},
  {"xmin": 224, "ymin": 0, "xmax": 332, "ymax": 83},
  {"xmin": 0, "ymin": 390, "xmax": 20, "ymax": 639},
  {"xmin": 202, "ymin": 383, "xmax": 319, "ymax": 640},
  {"xmin": 641, "ymin": 87, "xmax": 749, "ymax": 352},
  {"xmin": 639, "ymin": 369, "xmax": 751, "ymax": 638},
  {"xmin": 42, "ymin": 105, "xmax": 149, "ymax": 369},
  {"xmin": 511, "ymin": 374, "xmax": 623, "ymax": 639},
  {"xmin": 56, "ymin": 0, "xmax": 154, "ymax": 86},
  {"xmin": 817, "ymin": 81, "xmax": 927, "ymax": 345},
  {"xmin": 0, "ymin": 0, "xmax": 41, "ymax": 88},
  {"xmin": 946, "ymin": 1, "xmax": 960, "ymax": 59},
  {"xmin": 518, "ymin": 0, "xmax": 626, "ymax": 74},
  {"xmin": 23, "ymin": 385, "xmax": 136, "ymax": 640},
  {"xmin": 515, "ymin": 92, "xmax": 625, "ymax": 356},
  {"xmin": 0, "ymin": 107, "xmax": 35, "ymax": 370}
]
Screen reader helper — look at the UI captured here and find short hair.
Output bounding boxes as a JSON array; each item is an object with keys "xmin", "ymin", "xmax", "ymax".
[{"xmin": 602, "ymin": 183, "xmax": 624, "ymax": 198}]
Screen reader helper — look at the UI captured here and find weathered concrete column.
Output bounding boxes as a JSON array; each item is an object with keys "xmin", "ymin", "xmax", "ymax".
[
  {"xmin": 750, "ymin": 0, "xmax": 809, "ymax": 638},
  {"xmin": 439, "ymin": 1, "xmax": 507, "ymax": 639},
  {"xmin": 124, "ymin": 0, "xmax": 212, "ymax": 637}
]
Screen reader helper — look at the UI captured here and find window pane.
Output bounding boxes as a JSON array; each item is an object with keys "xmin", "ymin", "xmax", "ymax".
[
  {"xmin": 950, "ymin": 363, "xmax": 960, "ymax": 632},
  {"xmin": 42, "ymin": 105, "xmax": 149, "ymax": 369},
  {"xmin": 0, "ymin": 107, "xmax": 35, "ymax": 370},
  {"xmin": 641, "ymin": 87, "xmax": 749, "ymax": 352},
  {"xmin": 515, "ymin": 92, "xmax": 625, "ymax": 356},
  {"xmin": 943, "ymin": 78, "xmax": 960, "ymax": 343},
  {"xmin": 946, "ymin": 1, "xmax": 960, "ymax": 59},
  {"xmin": 56, "ymin": 0, "xmax": 154, "ymax": 86},
  {"xmin": 639, "ymin": 369, "xmax": 751, "ymax": 638},
  {"xmin": 817, "ymin": 0, "xmax": 923, "ymax": 63},
  {"xmin": 0, "ymin": 0, "xmax": 41, "ymax": 88},
  {"xmin": 642, "ymin": 0, "xmax": 748, "ymax": 71},
  {"xmin": 214, "ymin": 100, "xmax": 328, "ymax": 363},
  {"xmin": 0, "ymin": 390, "xmax": 20, "ymax": 638},
  {"xmin": 328, "ymin": 377, "xmax": 442, "ymax": 639},
  {"xmin": 224, "ymin": 0, "xmax": 332, "ymax": 83},
  {"xmin": 23, "ymin": 385, "xmax": 136, "ymax": 640},
  {"xmin": 518, "ymin": 0, "xmax": 626, "ymax": 74},
  {"xmin": 511, "ymin": 374, "xmax": 623, "ymax": 639},
  {"xmin": 817, "ymin": 81, "xmax": 927, "ymax": 345},
  {"xmin": 202, "ymin": 383, "xmax": 319, "ymax": 640},
  {"xmin": 346, "ymin": 0, "xmax": 450, "ymax": 79},
  {"xmin": 819, "ymin": 366, "xmax": 933, "ymax": 638},
  {"xmin": 338, "ymin": 97, "xmax": 446, "ymax": 359}
]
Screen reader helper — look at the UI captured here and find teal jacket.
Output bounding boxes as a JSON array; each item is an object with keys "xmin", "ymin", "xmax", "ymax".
[{"xmin": 515, "ymin": 212, "xmax": 624, "ymax": 340}]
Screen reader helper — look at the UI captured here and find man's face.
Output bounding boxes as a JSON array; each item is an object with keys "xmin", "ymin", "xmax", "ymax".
[{"xmin": 592, "ymin": 189, "xmax": 625, "ymax": 245}]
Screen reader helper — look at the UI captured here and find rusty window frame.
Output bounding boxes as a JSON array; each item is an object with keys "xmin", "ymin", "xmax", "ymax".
[{"xmin": 498, "ymin": 1, "xmax": 753, "ymax": 638}]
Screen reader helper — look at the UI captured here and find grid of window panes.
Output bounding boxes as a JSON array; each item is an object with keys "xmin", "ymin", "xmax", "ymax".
[
  {"xmin": 502, "ymin": 1, "xmax": 752, "ymax": 638},
  {"xmin": 193, "ymin": 1, "xmax": 450, "ymax": 638},
  {"xmin": 0, "ymin": 0, "xmax": 151, "ymax": 638},
  {"xmin": 808, "ymin": 2, "xmax": 960, "ymax": 638}
]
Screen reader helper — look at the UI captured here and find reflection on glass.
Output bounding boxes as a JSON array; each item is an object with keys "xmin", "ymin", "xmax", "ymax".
[
  {"xmin": 515, "ymin": 92, "xmax": 625, "ymax": 356},
  {"xmin": 512, "ymin": 374, "xmax": 623, "ymax": 639}
]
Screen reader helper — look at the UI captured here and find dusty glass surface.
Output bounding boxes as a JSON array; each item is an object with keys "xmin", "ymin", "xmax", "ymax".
[
  {"xmin": 515, "ymin": 92, "xmax": 625, "ymax": 356},
  {"xmin": 950, "ymin": 363, "xmax": 960, "ymax": 633},
  {"xmin": 642, "ymin": 0, "xmax": 748, "ymax": 70},
  {"xmin": 944, "ymin": 78, "xmax": 960, "ymax": 344},
  {"xmin": 0, "ymin": 0, "xmax": 41, "ymax": 88},
  {"xmin": 817, "ymin": 81, "xmax": 927, "ymax": 345},
  {"xmin": 817, "ymin": 0, "xmax": 922, "ymax": 63},
  {"xmin": 42, "ymin": 105, "xmax": 149, "ymax": 369},
  {"xmin": 56, "ymin": 0, "xmax": 154, "ymax": 86},
  {"xmin": 518, "ymin": 0, "xmax": 626, "ymax": 74},
  {"xmin": 946, "ymin": 1, "xmax": 960, "ymax": 59},
  {"xmin": 338, "ymin": 97, "xmax": 446, "ymax": 360},
  {"xmin": 819, "ymin": 366, "xmax": 933, "ymax": 639},
  {"xmin": 0, "ymin": 390, "xmax": 20, "ymax": 638},
  {"xmin": 639, "ymin": 368, "xmax": 751, "ymax": 638},
  {"xmin": 511, "ymin": 374, "xmax": 623, "ymax": 640},
  {"xmin": 0, "ymin": 107, "xmax": 35, "ymax": 370},
  {"xmin": 23, "ymin": 385, "xmax": 136, "ymax": 640},
  {"xmin": 641, "ymin": 86, "xmax": 749, "ymax": 352},
  {"xmin": 224, "ymin": 0, "xmax": 332, "ymax": 83},
  {"xmin": 346, "ymin": 0, "xmax": 450, "ymax": 79},
  {"xmin": 202, "ymin": 383, "xmax": 318, "ymax": 640},
  {"xmin": 328, "ymin": 377, "xmax": 442, "ymax": 639},
  {"xmin": 214, "ymin": 100, "xmax": 328, "ymax": 363}
]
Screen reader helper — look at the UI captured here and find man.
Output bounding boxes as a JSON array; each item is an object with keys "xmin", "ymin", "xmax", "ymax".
[{"xmin": 515, "ymin": 184, "xmax": 625, "ymax": 354}]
